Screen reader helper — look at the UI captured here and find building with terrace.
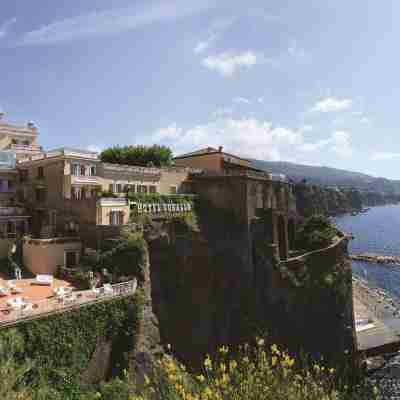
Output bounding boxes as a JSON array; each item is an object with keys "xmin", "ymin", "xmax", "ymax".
[
  {"xmin": 0, "ymin": 112, "xmax": 43, "ymax": 160},
  {"xmin": 174, "ymin": 146, "xmax": 252, "ymax": 172}
]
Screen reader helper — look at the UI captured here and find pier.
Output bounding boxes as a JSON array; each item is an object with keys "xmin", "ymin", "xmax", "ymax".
[{"xmin": 350, "ymin": 253, "xmax": 400, "ymax": 266}]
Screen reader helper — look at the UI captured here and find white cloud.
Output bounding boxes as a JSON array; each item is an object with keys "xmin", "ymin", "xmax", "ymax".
[
  {"xmin": 233, "ymin": 97, "xmax": 251, "ymax": 104},
  {"xmin": 194, "ymin": 35, "xmax": 218, "ymax": 54},
  {"xmin": 202, "ymin": 51, "xmax": 258, "ymax": 77},
  {"xmin": 0, "ymin": 17, "xmax": 17, "ymax": 39},
  {"xmin": 309, "ymin": 97, "xmax": 353, "ymax": 113},
  {"xmin": 149, "ymin": 118, "xmax": 306, "ymax": 161},
  {"xmin": 19, "ymin": 1, "xmax": 217, "ymax": 45},
  {"xmin": 370, "ymin": 152, "xmax": 400, "ymax": 161},
  {"xmin": 194, "ymin": 16, "xmax": 236, "ymax": 54},
  {"xmin": 331, "ymin": 131, "xmax": 352, "ymax": 157},
  {"xmin": 153, "ymin": 123, "xmax": 182, "ymax": 141},
  {"xmin": 257, "ymin": 97, "xmax": 264, "ymax": 103},
  {"xmin": 360, "ymin": 116, "xmax": 370, "ymax": 124},
  {"xmin": 299, "ymin": 130, "xmax": 353, "ymax": 158}
]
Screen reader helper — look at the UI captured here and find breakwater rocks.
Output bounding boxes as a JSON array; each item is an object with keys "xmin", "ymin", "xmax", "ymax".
[{"xmin": 350, "ymin": 253, "xmax": 400, "ymax": 266}]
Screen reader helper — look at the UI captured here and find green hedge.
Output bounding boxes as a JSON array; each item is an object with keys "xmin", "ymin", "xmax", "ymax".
[{"xmin": 0, "ymin": 291, "xmax": 144, "ymax": 397}]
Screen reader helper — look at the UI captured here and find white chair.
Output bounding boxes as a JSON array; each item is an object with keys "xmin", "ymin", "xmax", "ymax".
[
  {"xmin": 103, "ymin": 284, "xmax": 113, "ymax": 295},
  {"xmin": 36, "ymin": 275, "xmax": 53, "ymax": 286}
]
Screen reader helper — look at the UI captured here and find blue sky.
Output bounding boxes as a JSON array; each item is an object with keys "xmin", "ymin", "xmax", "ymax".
[{"xmin": 1, "ymin": 0, "xmax": 400, "ymax": 178}]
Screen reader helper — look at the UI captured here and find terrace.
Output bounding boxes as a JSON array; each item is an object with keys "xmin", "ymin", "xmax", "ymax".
[{"xmin": 0, "ymin": 277, "xmax": 137, "ymax": 328}]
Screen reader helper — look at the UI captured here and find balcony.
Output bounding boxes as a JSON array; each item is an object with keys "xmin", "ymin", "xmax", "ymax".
[
  {"xmin": 99, "ymin": 197, "xmax": 128, "ymax": 206},
  {"xmin": 0, "ymin": 207, "xmax": 27, "ymax": 216},
  {"xmin": 8, "ymin": 143, "xmax": 43, "ymax": 154},
  {"xmin": 71, "ymin": 175, "xmax": 101, "ymax": 186}
]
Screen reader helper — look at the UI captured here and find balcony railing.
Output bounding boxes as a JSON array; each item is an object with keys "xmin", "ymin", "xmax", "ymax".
[
  {"xmin": 99, "ymin": 197, "xmax": 128, "ymax": 206},
  {"xmin": 9, "ymin": 144, "xmax": 42, "ymax": 153},
  {"xmin": 71, "ymin": 175, "xmax": 101, "ymax": 185},
  {"xmin": 192, "ymin": 170, "xmax": 290, "ymax": 183},
  {"xmin": 0, "ymin": 279, "xmax": 137, "ymax": 329},
  {"xmin": 0, "ymin": 207, "xmax": 27, "ymax": 216}
]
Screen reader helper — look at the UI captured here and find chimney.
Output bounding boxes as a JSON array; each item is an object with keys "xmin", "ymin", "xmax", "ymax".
[{"xmin": 218, "ymin": 146, "xmax": 223, "ymax": 153}]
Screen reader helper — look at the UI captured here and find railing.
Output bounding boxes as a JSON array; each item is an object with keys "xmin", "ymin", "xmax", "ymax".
[
  {"xmin": 0, "ymin": 207, "xmax": 27, "ymax": 216},
  {"xmin": 9, "ymin": 144, "xmax": 42, "ymax": 152},
  {"xmin": 0, "ymin": 279, "xmax": 137, "ymax": 329},
  {"xmin": 71, "ymin": 175, "xmax": 101, "ymax": 185},
  {"xmin": 99, "ymin": 197, "xmax": 128, "ymax": 206},
  {"xmin": 192, "ymin": 169, "xmax": 290, "ymax": 183}
]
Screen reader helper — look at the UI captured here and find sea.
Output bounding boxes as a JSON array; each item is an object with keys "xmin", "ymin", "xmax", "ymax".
[{"xmin": 334, "ymin": 204, "xmax": 400, "ymax": 300}]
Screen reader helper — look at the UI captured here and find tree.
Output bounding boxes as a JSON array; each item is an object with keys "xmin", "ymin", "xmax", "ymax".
[{"xmin": 100, "ymin": 145, "xmax": 173, "ymax": 167}]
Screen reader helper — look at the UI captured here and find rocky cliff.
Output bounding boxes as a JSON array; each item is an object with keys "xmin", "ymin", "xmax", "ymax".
[
  {"xmin": 142, "ymin": 212, "xmax": 356, "ymax": 370},
  {"xmin": 294, "ymin": 183, "xmax": 363, "ymax": 217}
]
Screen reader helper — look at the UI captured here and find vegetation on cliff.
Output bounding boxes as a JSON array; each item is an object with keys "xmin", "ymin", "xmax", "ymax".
[
  {"xmin": 0, "ymin": 337, "xmax": 377, "ymax": 399},
  {"xmin": 296, "ymin": 215, "xmax": 340, "ymax": 252}
]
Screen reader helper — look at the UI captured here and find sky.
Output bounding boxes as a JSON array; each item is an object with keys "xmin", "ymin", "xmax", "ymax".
[{"xmin": 1, "ymin": 0, "xmax": 400, "ymax": 178}]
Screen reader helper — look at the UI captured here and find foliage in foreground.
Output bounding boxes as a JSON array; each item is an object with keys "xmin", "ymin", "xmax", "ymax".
[{"xmin": 0, "ymin": 339, "xmax": 377, "ymax": 400}]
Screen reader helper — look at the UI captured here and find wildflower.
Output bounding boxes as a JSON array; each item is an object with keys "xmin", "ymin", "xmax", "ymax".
[
  {"xmin": 204, "ymin": 355, "xmax": 212, "ymax": 370},
  {"xmin": 271, "ymin": 356, "xmax": 278, "ymax": 367},
  {"xmin": 271, "ymin": 344, "xmax": 281, "ymax": 355},
  {"xmin": 196, "ymin": 374, "xmax": 205, "ymax": 383},
  {"xmin": 218, "ymin": 345, "xmax": 229, "ymax": 354},
  {"xmin": 257, "ymin": 338, "xmax": 265, "ymax": 347},
  {"xmin": 219, "ymin": 362, "xmax": 226, "ymax": 372},
  {"xmin": 229, "ymin": 360, "xmax": 238, "ymax": 370}
]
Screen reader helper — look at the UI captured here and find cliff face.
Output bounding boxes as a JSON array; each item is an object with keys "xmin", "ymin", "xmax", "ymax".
[
  {"xmin": 144, "ymin": 216, "xmax": 356, "ymax": 369},
  {"xmin": 294, "ymin": 183, "xmax": 400, "ymax": 217},
  {"xmin": 294, "ymin": 183, "xmax": 362, "ymax": 217}
]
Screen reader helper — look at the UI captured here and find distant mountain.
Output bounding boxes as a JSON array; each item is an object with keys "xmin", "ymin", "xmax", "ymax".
[{"xmin": 250, "ymin": 159, "xmax": 400, "ymax": 194}]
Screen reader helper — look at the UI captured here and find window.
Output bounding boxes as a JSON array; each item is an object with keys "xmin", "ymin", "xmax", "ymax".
[
  {"xmin": 71, "ymin": 187, "xmax": 82, "ymax": 200},
  {"xmin": 149, "ymin": 185, "xmax": 157, "ymax": 194},
  {"xmin": 89, "ymin": 165, "xmax": 96, "ymax": 176},
  {"xmin": 109, "ymin": 211, "xmax": 123, "ymax": 226},
  {"xmin": 65, "ymin": 251, "xmax": 78, "ymax": 268},
  {"xmin": 170, "ymin": 186, "xmax": 177, "ymax": 194},
  {"xmin": 138, "ymin": 185, "xmax": 147, "ymax": 194},
  {"xmin": 20, "ymin": 170, "xmax": 28, "ymax": 182},
  {"xmin": 23, "ymin": 140, "xmax": 30, "ymax": 146},
  {"xmin": 116, "ymin": 184, "xmax": 123, "ymax": 193},
  {"xmin": 37, "ymin": 166, "xmax": 44, "ymax": 179},
  {"xmin": 11, "ymin": 139, "xmax": 17, "ymax": 145},
  {"xmin": 109, "ymin": 183, "xmax": 114, "ymax": 193},
  {"xmin": 35, "ymin": 188, "xmax": 46, "ymax": 202},
  {"xmin": 71, "ymin": 164, "xmax": 80, "ymax": 176}
]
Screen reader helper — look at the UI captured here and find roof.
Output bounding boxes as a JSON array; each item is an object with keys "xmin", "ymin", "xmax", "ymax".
[{"xmin": 174, "ymin": 147, "xmax": 250, "ymax": 162}]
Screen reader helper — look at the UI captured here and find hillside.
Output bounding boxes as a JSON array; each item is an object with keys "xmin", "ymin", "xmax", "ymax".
[{"xmin": 251, "ymin": 159, "xmax": 400, "ymax": 194}]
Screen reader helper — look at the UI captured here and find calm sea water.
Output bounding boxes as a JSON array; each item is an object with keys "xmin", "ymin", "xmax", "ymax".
[{"xmin": 334, "ymin": 204, "xmax": 400, "ymax": 299}]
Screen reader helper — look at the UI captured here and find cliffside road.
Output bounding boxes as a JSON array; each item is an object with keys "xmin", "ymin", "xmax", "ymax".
[{"xmin": 353, "ymin": 278, "xmax": 400, "ymax": 355}]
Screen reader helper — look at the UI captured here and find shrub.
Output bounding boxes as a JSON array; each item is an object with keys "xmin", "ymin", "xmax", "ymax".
[
  {"xmin": 296, "ymin": 215, "xmax": 339, "ymax": 251},
  {"xmin": 100, "ymin": 145, "xmax": 173, "ymax": 167},
  {"xmin": 140, "ymin": 341, "xmax": 376, "ymax": 400}
]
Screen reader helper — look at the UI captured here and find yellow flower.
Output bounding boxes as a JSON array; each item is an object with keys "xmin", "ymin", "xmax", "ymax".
[
  {"xmin": 271, "ymin": 356, "xmax": 278, "ymax": 367},
  {"xmin": 219, "ymin": 362, "xmax": 226, "ymax": 372},
  {"xmin": 271, "ymin": 344, "xmax": 281, "ymax": 355},
  {"xmin": 218, "ymin": 345, "xmax": 229, "ymax": 354},
  {"xmin": 229, "ymin": 360, "xmax": 238, "ymax": 370},
  {"xmin": 257, "ymin": 338, "xmax": 265, "ymax": 347},
  {"xmin": 196, "ymin": 374, "xmax": 205, "ymax": 383},
  {"xmin": 204, "ymin": 355, "xmax": 212, "ymax": 370}
]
